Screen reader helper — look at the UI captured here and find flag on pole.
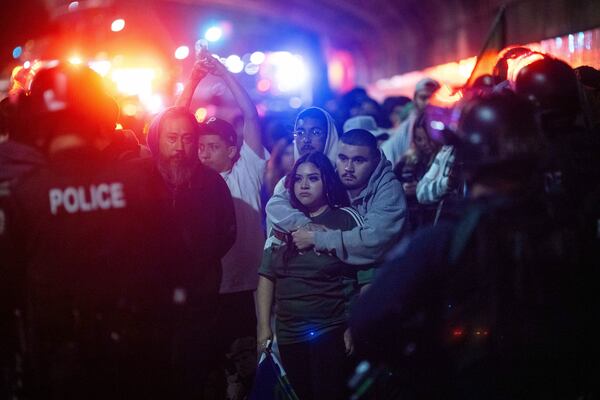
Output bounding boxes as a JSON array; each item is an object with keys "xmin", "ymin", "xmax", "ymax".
[
  {"xmin": 249, "ymin": 341, "xmax": 299, "ymax": 400},
  {"xmin": 464, "ymin": 5, "xmax": 507, "ymax": 88}
]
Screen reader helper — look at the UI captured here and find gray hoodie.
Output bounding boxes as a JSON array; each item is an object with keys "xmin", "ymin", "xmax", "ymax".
[
  {"xmin": 313, "ymin": 152, "xmax": 406, "ymax": 265},
  {"xmin": 265, "ymin": 107, "xmax": 340, "ymax": 235}
]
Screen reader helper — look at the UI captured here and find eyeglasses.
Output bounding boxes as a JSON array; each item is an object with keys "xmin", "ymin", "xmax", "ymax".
[{"xmin": 293, "ymin": 128, "xmax": 325, "ymax": 139}]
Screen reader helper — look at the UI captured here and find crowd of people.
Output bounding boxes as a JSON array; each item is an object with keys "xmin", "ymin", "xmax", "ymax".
[{"xmin": 1, "ymin": 45, "xmax": 599, "ymax": 399}]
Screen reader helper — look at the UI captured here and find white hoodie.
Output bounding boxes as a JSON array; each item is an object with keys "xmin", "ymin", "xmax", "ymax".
[{"xmin": 265, "ymin": 107, "xmax": 340, "ymax": 238}]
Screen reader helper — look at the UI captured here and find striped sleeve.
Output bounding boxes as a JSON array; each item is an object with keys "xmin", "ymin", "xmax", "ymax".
[
  {"xmin": 416, "ymin": 146, "xmax": 455, "ymax": 204},
  {"xmin": 340, "ymin": 206, "xmax": 365, "ymax": 228},
  {"xmin": 339, "ymin": 207, "xmax": 376, "ymax": 285}
]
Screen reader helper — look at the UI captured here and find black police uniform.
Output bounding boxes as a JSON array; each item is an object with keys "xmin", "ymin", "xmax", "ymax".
[
  {"xmin": 2, "ymin": 146, "xmax": 188, "ymax": 399},
  {"xmin": 350, "ymin": 194, "xmax": 597, "ymax": 399}
]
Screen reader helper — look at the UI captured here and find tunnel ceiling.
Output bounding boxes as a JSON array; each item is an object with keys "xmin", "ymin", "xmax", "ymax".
[
  {"xmin": 42, "ymin": 0, "xmax": 600, "ymax": 82},
  {"xmin": 138, "ymin": 0, "xmax": 600, "ymax": 80}
]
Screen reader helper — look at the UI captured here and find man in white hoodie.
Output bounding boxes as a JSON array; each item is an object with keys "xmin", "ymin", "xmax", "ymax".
[{"xmin": 265, "ymin": 106, "xmax": 340, "ymax": 237}]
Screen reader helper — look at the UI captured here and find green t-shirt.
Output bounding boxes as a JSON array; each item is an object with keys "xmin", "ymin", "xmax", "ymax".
[{"xmin": 259, "ymin": 207, "xmax": 375, "ymax": 344}]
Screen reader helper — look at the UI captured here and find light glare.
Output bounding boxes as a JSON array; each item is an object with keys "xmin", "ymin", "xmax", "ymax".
[
  {"xmin": 175, "ymin": 46, "xmax": 190, "ymax": 60},
  {"xmin": 111, "ymin": 68, "xmax": 156, "ymax": 97},
  {"xmin": 250, "ymin": 51, "xmax": 265, "ymax": 65},
  {"xmin": 111, "ymin": 19, "xmax": 125, "ymax": 32},
  {"xmin": 205, "ymin": 26, "xmax": 223, "ymax": 42},
  {"xmin": 225, "ymin": 55, "xmax": 244, "ymax": 73},
  {"xmin": 194, "ymin": 107, "xmax": 208, "ymax": 122},
  {"xmin": 12, "ymin": 46, "xmax": 22, "ymax": 59},
  {"xmin": 269, "ymin": 52, "xmax": 309, "ymax": 92},
  {"xmin": 88, "ymin": 60, "xmax": 111, "ymax": 76},
  {"xmin": 68, "ymin": 56, "xmax": 83, "ymax": 65},
  {"xmin": 289, "ymin": 97, "xmax": 303, "ymax": 109},
  {"xmin": 244, "ymin": 63, "xmax": 259, "ymax": 75},
  {"xmin": 257, "ymin": 79, "xmax": 271, "ymax": 92}
]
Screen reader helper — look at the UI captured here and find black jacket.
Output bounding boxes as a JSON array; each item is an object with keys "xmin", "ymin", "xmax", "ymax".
[{"xmin": 2, "ymin": 146, "xmax": 234, "ymax": 398}]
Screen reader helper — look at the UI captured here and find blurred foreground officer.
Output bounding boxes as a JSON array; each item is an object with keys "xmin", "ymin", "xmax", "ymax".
[
  {"xmin": 1, "ymin": 64, "xmax": 186, "ymax": 399},
  {"xmin": 350, "ymin": 92, "xmax": 598, "ymax": 399}
]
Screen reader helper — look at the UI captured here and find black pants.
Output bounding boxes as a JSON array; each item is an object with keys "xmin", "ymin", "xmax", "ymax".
[
  {"xmin": 209, "ymin": 291, "xmax": 257, "ymax": 399},
  {"xmin": 217, "ymin": 290, "xmax": 257, "ymax": 355},
  {"xmin": 278, "ymin": 326, "xmax": 350, "ymax": 400}
]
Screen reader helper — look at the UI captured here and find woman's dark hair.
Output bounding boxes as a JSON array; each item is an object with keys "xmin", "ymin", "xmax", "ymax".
[
  {"xmin": 281, "ymin": 151, "xmax": 349, "ymax": 265},
  {"xmin": 411, "ymin": 112, "xmax": 439, "ymax": 157},
  {"xmin": 284, "ymin": 151, "xmax": 349, "ymax": 215}
]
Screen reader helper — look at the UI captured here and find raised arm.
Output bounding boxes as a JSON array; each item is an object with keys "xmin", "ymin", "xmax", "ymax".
[
  {"xmin": 215, "ymin": 62, "xmax": 264, "ymax": 158},
  {"xmin": 174, "ymin": 61, "xmax": 209, "ymax": 110}
]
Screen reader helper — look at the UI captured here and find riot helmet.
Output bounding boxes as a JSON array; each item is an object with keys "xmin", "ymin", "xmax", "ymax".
[
  {"xmin": 493, "ymin": 46, "xmax": 533, "ymax": 83},
  {"xmin": 515, "ymin": 57, "xmax": 579, "ymax": 134},
  {"xmin": 457, "ymin": 92, "xmax": 541, "ymax": 182},
  {"xmin": 21, "ymin": 63, "xmax": 118, "ymax": 149}
]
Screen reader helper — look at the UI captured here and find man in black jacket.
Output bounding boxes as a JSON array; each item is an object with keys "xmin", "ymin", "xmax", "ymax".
[{"xmin": 145, "ymin": 105, "xmax": 237, "ymax": 398}]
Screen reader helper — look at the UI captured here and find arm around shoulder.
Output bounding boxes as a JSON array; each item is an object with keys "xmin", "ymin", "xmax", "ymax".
[{"xmin": 315, "ymin": 178, "xmax": 407, "ymax": 264}]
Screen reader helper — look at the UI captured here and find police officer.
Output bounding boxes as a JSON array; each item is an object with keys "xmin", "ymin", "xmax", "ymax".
[
  {"xmin": 516, "ymin": 57, "xmax": 600, "ymax": 202},
  {"xmin": 1, "ymin": 64, "xmax": 187, "ymax": 399},
  {"xmin": 349, "ymin": 92, "xmax": 597, "ymax": 399}
]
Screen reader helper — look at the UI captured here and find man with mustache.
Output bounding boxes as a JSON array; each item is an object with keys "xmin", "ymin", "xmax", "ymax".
[
  {"xmin": 267, "ymin": 122, "xmax": 405, "ymax": 265},
  {"xmin": 291, "ymin": 129, "xmax": 406, "ymax": 265},
  {"xmin": 145, "ymin": 106, "xmax": 237, "ymax": 397}
]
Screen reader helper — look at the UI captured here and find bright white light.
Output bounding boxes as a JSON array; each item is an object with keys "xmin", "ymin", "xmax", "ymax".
[
  {"xmin": 141, "ymin": 94, "xmax": 164, "ymax": 115},
  {"xmin": 111, "ymin": 19, "xmax": 125, "ymax": 32},
  {"xmin": 174, "ymin": 46, "xmax": 190, "ymax": 60},
  {"xmin": 430, "ymin": 121, "xmax": 445, "ymax": 131},
  {"xmin": 68, "ymin": 56, "xmax": 83, "ymax": 65},
  {"xmin": 68, "ymin": 1, "xmax": 79, "ymax": 12},
  {"xmin": 111, "ymin": 68, "xmax": 155, "ymax": 97},
  {"xmin": 225, "ymin": 55, "xmax": 244, "ymax": 73},
  {"xmin": 194, "ymin": 107, "xmax": 208, "ymax": 122},
  {"xmin": 205, "ymin": 26, "xmax": 223, "ymax": 42},
  {"xmin": 250, "ymin": 51, "xmax": 265, "ymax": 65},
  {"xmin": 270, "ymin": 52, "xmax": 309, "ymax": 92},
  {"xmin": 122, "ymin": 103, "xmax": 138, "ymax": 116},
  {"xmin": 23, "ymin": 61, "xmax": 31, "ymax": 69},
  {"xmin": 88, "ymin": 60, "xmax": 111, "ymax": 76},
  {"xmin": 244, "ymin": 63, "xmax": 259, "ymax": 75},
  {"xmin": 45, "ymin": 60, "xmax": 60, "ymax": 68}
]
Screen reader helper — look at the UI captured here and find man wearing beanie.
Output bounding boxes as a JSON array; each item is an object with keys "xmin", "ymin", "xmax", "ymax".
[{"xmin": 145, "ymin": 105, "xmax": 236, "ymax": 398}]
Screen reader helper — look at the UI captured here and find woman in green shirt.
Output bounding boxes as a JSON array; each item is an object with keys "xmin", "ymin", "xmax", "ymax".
[{"xmin": 257, "ymin": 151, "xmax": 370, "ymax": 400}]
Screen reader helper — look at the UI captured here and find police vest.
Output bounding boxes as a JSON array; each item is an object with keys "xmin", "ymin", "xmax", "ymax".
[{"xmin": 48, "ymin": 182, "xmax": 126, "ymax": 215}]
